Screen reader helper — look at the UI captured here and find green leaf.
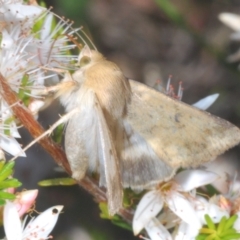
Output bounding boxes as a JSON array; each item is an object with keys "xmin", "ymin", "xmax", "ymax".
[
  {"xmin": 0, "ymin": 191, "xmax": 15, "ymax": 200},
  {"xmin": 0, "ymin": 169, "xmax": 13, "ymax": 183},
  {"xmin": 221, "ymin": 233, "xmax": 240, "ymax": 240},
  {"xmin": 205, "ymin": 233, "xmax": 217, "ymax": 240},
  {"xmin": 123, "ymin": 188, "xmax": 144, "ymax": 208},
  {"xmin": 0, "ymin": 199, "xmax": 6, "ymax": 205},
  {"xmin": 205, "ymin": 214, "xmax": 216, "ymax": 230},
  {"xmin": 205, "ymin": 184, "xmax": 220, "ymax": 195},
  {"xmin": 39, "ymin": 1, "xmax": 47, "ymax": 7},
  {"xmin": 223, "ymin": 214, "xmax": 238, "ymax": 231},
  {"xmin": 220, "ymin": 228, "xmax": 238, "ymax": 237},
  {"xmin": 3, "ymin": 117, "xmax": 15, "ymax": 136},
  {"xmin": 99, "ymin": 202, "xmax": 132, "ymax": 231},
  {"xmin": 217, "ymin": 216, "xmax": 227, "ymax": 234},
  {"xmin": 18, "ymin": 74, "xmax": 32, "ymax": 106},
  {"xmin": 38, "ymin": 178, "xmax": 77, "ymax": 186},
  {"xmin": 52, "ymin": 123, "xmax": 64, "ymax": 143},
  {"xmin": 199, "ymin": 228, "xmax": 215, "ymax": 234},
  {"xmin": 0, "ymin": 161, "xmax": 6, "ymax": 172},
  {"xmin": 0, "ymin": 161, "xmax": 15, "ymax": 175},
  {"xmin": 112, "ymin": 216, "xmax": 132, "ymax": 231},
  {"xmin": 99, "ymin": 202, "xmax": 111, "ymax": 219},
  {"xmin": 0, "ymin": 179, "xmax": 22, "ymax": 189},
  {"xmin": 196, "ymin": 234, "xmax": 209, "ymax": 240},
  {"xmin": 154, "ymin": 0, "xmax": 185, "ymax": 25}
]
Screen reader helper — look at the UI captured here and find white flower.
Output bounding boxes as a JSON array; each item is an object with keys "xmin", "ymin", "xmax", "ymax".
[
  {"xmin": 174, "ymin": 177, "xmax": 240, "ymax": 239},
  {"xmin": 145, "ymin": 218, "xmax": 173, "ymax": 240},
  {"xmin": 3, "ymin": 201, "xmax": 63, "ymax": 240},
  {"xmin": 0, "ymin": 100, "xmax": 25, "ymax": 157},
  {"xmin": 234, "ymin": 212, "xmax": 240, "ymax": 232},
  {"xmin": 192, "ymin": 93, "xmax": 219, "ymax": 110},
  {"xmin": 133, "ymin": 169, "xmax": 218, "ymax": 237},
  {"xmin": 194, "ymin": 197, "xmax": 229, "ymax": 225},
  {"xmin": 174, "ymin": 221, "xmax": 199, "ymax": 240},
  {"xmin": 0, "ymin": 2, "xmax": 44, "ymax": 34},
  {"xmin": 219, "ymin": 13, "xmax": 240, "ymax": 62},
  {"xmin": 219, "ymin": 13, "xmax": 240, "ymax": 37},
  {"xmin": 0, "ymin": 0, "xmax": 79, "ymax": 158},
  {"xmin": 174, "ymin": 196, "xmax": 230, "ymax": 239}
]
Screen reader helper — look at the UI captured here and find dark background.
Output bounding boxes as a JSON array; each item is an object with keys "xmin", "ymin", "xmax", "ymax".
[{"xmin": 13, "ymin": 0, "xmax": 240, "ymax": 239}]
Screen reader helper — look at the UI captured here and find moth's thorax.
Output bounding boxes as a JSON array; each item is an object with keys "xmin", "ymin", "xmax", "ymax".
[
  {"xmin": 83, "ymin": 60, "xmax": 131, "ymax": 120},
  {"xmin": 59, "ymin": 51, "xmax": 131, "ymax": 123}
]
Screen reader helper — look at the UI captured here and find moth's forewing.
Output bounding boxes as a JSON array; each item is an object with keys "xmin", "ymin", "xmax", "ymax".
[
  {"xmin": 128, "ymin": 80, "xmax": 240, "ymax": 168},
  {"xmin": 65, "ymin": 87, "xmax": 122, "ymax": 215},
  {"xmin": 93, "ymin": 93, "xmax": 123, "ymax": 215}
]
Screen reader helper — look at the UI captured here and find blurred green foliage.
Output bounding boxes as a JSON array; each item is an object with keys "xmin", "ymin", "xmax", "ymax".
[
  {"xmin": 197, "ymin": 214, "xmax": 240, "ymax": 240},
  {"xmin": 38, "ymin": 177, "xmax": 77, "ymax": 186},
  {"xmin": 0, "ymin": 161, "xmax": 22, "ymax": 205}
]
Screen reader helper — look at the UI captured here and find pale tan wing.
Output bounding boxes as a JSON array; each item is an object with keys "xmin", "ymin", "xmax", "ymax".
[
  {"xmin": 92, "ymin": 92, "xmax": 123, "ymax": 215},
  {"xmin": 120, "ymin": 119, "xmax": 176, "ymax": 190},
  {"xmin": 66, "ymin": 88, "xmax": 122, "ymax": 215},
  {"xmin": 127, "ymin": 80, "xmax": 240, "ymax": 168},
  {"xmin": 65, "ymin": 112, "xmax": 89, "ymax": 181}
]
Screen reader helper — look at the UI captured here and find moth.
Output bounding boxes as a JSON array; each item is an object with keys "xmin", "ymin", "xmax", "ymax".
[{"xmin": 42, "ymin": 47, "xmax": 240, "ymax": 215}]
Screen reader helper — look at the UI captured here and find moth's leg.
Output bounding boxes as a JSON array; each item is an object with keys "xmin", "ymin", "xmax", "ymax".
[
  {"xmin": 10, "ymin": 108, "xmax": 78, "ymax": 161},
  {"xmin": 44, "ymin": 80, "xmax": 77, "ymax": 96},
  {"xmin": 31, "ymin": 66, "xmax": 76, "ymax": 96}
]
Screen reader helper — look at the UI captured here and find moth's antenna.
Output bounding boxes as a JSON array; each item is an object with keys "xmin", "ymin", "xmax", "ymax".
[
  {"xmin": 79, "ymin": 28, "xmax": 97, "ymax": 50},
  {"xmin": 44, "ymin": 10, "xmax": 97, "ymax": 52},
  {"xmin": 73, "ymin": 27, "xmax": 90, "ymax": 50}
]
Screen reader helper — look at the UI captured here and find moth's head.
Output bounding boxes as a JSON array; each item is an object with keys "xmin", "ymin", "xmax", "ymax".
[{"xmin": 77, "ymin": 46, "xmax": 104, "ymax": 68}]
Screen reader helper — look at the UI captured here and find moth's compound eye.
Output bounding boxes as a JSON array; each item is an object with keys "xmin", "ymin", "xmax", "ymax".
[{"xmin": 79, "ymin": 56, "xmax": 91, "ymax": 67}]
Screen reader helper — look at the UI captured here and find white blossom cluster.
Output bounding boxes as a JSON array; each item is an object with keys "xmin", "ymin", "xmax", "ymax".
[
  {"xmin": 133, "ymin": 169, "xmax": 240, "ymax": 239},
  {"xmin": 0, "ymin": 0, "xmax": 78, "ymax": 158},
  {"xmin": 0, "ymin": 2, "xmax": 78, "ymax": 238}
]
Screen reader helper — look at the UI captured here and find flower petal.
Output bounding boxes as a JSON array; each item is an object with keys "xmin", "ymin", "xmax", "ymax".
[
  {"xmin": 175, "ymin": 221, "xmax": 199, "ymax": 240},
  {"xmin": 22, "ymin": 205, "xmax": 63, "ymax": 238},
  {"xmin": 174, "ymin": 169, "xmax": 218, "ymax": 192},
  {"xmin": 41, "ymin": 13, "xmax": 53, "ymax": 40},
  {"xmin": 133, "ymin": 190, "xmax": 163, "ymax": 235},
  {"xmin": 1, "ymin": 3, "xmax": 43, "ymax": 22},
  {"xmin": 145, "ymin": 218, "xmax": 172, "ymax": 240},
  {"xmin": 28, "ymin": 99, "xmax": 45, "ymax": 119},
  {"xmin": 167, "ymin": 192, "xmax": 201, "ymax": 229},
  {"xmin": 4, "ymin": 201, "xmax": 22, "ymax": 240},
  {"xmin": 0, "ymin": 136, "xmax": 26, "ymax": 157},
  {"xmin": 233, "ymin": 212, "xmax": 240, "ymax": 232},
  {"xmin": 194, "ymin": 199, "xmax": 229, "ymax": 224},
  {"xmin": 1, "ymin": 29, "xmax": 14, "ymax": 49},
  {"xmin": 192, "ymin": 94, "xmax": 219, "ymax": 110},
  {"xmin": 219, "ymin": 13, "xmax": 240, "ymax": 31},
  {"xmin": 14, "ymin": 190, "xmax": 38, "ymax": 217}
]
